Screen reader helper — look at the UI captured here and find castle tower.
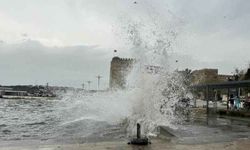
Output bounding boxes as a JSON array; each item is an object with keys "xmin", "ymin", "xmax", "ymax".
[{"xmin": 109, "ymin": 57, "xmax": 135, "ymax": 89}]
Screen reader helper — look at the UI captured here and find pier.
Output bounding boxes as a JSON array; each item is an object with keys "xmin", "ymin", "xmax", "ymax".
[{"xmin": 0, "ymin": 87, "xmax": 27, "ymax": 98}]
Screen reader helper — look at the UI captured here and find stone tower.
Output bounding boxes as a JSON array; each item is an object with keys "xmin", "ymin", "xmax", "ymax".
[{"xmin": 109, "ymin": 57, "xmax": 135, "ymax": 89}]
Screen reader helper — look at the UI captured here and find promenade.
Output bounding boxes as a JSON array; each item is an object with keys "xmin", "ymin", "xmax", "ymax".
[{"xmin": 1, "ymin": 138, "xmax": 250, "ymax": 150}]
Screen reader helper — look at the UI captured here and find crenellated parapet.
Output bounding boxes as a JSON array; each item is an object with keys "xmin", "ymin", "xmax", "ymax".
[{"xmin": 111, "ymin": 57, "xmax": 135, "ymax": 64}]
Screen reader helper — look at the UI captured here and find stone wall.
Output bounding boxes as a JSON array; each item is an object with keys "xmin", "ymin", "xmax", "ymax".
[{"xmin": 109, "ymin": 57, "xmax": 135, "ymax": 89}]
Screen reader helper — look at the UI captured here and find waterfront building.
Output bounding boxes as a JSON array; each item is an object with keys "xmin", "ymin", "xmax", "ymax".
[{"xmin": 191, "ymin": 68, "xmax": 233, "ymax": 85}]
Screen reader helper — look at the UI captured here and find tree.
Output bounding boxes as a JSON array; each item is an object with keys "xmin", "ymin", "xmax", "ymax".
[
  {"xmin": 244, "ymin": 68, "xmax": 250, "ymax": 80},
  {"xmin": 233, "ymin": 68, "xmax": 245, "ymax": 81}
]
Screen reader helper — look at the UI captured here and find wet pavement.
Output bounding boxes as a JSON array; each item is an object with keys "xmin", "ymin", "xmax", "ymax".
[{"xmin": 1, "ymin": 138, "xmax": 250, "ymax": 150}]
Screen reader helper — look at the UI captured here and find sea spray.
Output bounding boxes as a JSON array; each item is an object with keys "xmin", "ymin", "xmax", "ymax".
[
  {"xmin": 55, "ymin": 64, "xmax": 192, "ymax": 139},
  {"xmin": 55, "ymin": 0, "xmax": 192, "ymax": 139},
  {"xmin": 125, "ymin": 67, "xmax": 192, "ymax": 137},
  {"xmin": 116, "ymin": 2, "xmax": 192, "ymax": 137},
  {"xmin": 57, "ymin": 90, "xmax": 134, "ymax": 125}
]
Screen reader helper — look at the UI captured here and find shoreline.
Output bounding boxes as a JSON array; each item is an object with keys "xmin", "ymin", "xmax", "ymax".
[{"xmin": 0, "ymin": 96, "xmax": 56, "ymax": 100}]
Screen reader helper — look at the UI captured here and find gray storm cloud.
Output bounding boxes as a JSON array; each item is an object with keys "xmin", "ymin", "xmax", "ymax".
[{"xmin": 0, "ymin": 40, "xmax": 112, "ymax": 88}]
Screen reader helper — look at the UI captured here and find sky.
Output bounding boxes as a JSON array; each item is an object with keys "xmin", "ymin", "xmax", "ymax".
[{"xmin": 0, "ymin": 0, "xmax": 250, "ymax": 88}]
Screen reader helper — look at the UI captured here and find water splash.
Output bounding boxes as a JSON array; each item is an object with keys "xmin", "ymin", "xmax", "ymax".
[
  {"xmin": 115, "ymin": 1, "xmax": 191, "ymax": 137},
  {"xmin": 56, "ymin": 0, "xmax": 191, "ymax": 139},
  {"xmin": 57, "ymin": 91, "xmax": 134, "ymax": 125},
  {"xmin": 125, "ymin": 68, "xmax": 191, "ymax": 137}
]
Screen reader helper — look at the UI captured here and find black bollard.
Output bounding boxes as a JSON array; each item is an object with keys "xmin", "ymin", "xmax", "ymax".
[
  {"xmin": 137, "ymin": 123, "xmax": 141, "ymax": 139},
  {"xmin": 128, "ymin": 123, "xmax": 151, "ymax": 145}
]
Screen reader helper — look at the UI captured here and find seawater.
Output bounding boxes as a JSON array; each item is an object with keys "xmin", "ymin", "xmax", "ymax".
[
  {"xmin": 0, "ymin": 80, "xmax": 191, "ymax": 145},
  {"xmin": 0, "ymin": 94, "xmax": 129, "ymax": 145},
  {"xmin": 2, "ymin": 92, "xmax": 250, "ymax": 146},
  {"xmin": 0, "ymin": 98, "xmax": 59, "ymax": 142}
]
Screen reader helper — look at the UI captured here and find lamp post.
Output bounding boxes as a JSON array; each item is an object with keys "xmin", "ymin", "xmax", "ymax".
[
  {"xmin": 87, "ymin": 81, "xmax": 92, "ymax": 91},
  {"xmin": 175, "ymin": 60, "xmax": 179, "ymax": 71},
  {"xmin": 96, "ymin": 75, "xmax": 102, "ymax": 91}
]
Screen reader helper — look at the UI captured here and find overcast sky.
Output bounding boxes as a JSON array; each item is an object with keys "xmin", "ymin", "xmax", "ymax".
[{"xmin": 0, "ymin": 0, "xmax": 250, "ymax": 88}]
